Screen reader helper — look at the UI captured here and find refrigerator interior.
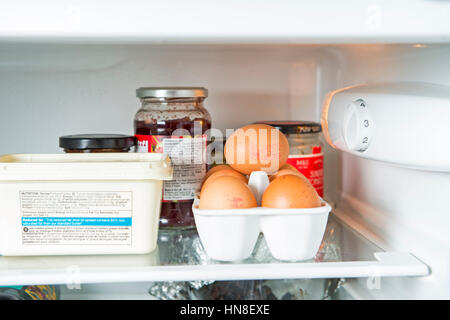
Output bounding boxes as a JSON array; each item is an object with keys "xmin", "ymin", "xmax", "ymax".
[{"xmin": 0, "ymin": 42, "xmax": 449, "ymax": 299}]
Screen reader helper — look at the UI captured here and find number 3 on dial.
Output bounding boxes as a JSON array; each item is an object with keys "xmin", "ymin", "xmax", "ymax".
[{"xmin": 343, "ymin": 99, "xmax": 373, "ymax": 152}]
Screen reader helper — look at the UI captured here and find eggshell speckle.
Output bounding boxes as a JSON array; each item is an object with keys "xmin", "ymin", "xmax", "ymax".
[
  {"xmin": 262, "ymin": 175, "xmax": 321, "ymax": 209},
  {"xmin": 199, "ymin": 176, "xmax": 257, "ymax": 210}
]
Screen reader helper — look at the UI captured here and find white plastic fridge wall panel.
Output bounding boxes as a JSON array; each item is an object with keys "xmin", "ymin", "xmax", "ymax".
[
  {"xmin": 331, "ymin": 45, "xmax": 450, "ymax": 89},
  {"xmin": 327, "ymin": 44, "xmax": 450, "ymax": 299},
  {"xmin": 326, "ymin": 44, "xmax": 450, "ymax": 232},
  {"xmin": 335, "ymin": 204, "xmax": 449, "ymax": 299},
  {"xmin": 333, "ymin": 46, "xmax": 450, "ymax": 222},
  {"xmin": 339, "ymin": 157, "xmax": 450, "ymax": 298},
  {"xmin": 1, "ymin": 0, "xmax": 450, "ymax": 43},
  {"xmin": 0, "ymin": 44, "xmax": 326, "ymax": 154}
]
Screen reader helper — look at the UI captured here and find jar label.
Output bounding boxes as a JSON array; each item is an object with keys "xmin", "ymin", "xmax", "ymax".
[
  {"xmin": 286, "ymin": 147, "xmax": 324, "ymax": 197},
  {"xmin": 135, "ymin": 134, "xmax": 207, "ymax": 201}
]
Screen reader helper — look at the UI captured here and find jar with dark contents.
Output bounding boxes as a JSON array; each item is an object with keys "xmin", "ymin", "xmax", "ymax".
[
  {"xmin": 254, "ymin": 121, "xmax": 324, "ymax": 197},
  {"xmin": 59, "ymin": 134, "xmax": 136, "ymax": 153},
  {"xmin": 134, "ymin": 87, "xmax": 211, "ymax": 229}
]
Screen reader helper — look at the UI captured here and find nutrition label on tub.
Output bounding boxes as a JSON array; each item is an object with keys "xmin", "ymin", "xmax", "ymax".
[{"xmin": 19, "ymin": 191, "xmax": 133, "ymax": 246}]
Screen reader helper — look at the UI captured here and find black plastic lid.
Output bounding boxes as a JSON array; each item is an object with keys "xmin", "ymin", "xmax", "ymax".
[
  {"xmin": 254, "ymin": 121, "xmax": 322, "ymax": 135},
  {"xmin": 59, "ymin": 134, "xmax": 136, "ymax": 150}
]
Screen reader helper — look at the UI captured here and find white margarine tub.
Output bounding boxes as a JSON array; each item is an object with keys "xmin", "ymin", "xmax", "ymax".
[{"xmin": 0, "ymin": 153, "xmax": 172, "ymax": 256}]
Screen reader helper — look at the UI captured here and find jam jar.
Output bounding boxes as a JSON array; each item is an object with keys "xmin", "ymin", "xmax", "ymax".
[
  {"xmin": 254, "ymin": 121, "xmax": 324, "ymax": 197},
  {"xmin": 134, "ymin": 87, "xmax": 211, "ymax": 229},
  {"xmin": 59, "ymin": 134, "xmax": 135, "ymax": 153}
]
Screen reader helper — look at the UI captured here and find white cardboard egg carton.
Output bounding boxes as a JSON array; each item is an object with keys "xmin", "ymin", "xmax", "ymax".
[{"xmin": 193, "ymin": 171, "xmax": 331, "ymax": 262}]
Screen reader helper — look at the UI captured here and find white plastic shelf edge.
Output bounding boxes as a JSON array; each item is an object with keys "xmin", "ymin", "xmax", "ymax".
[
  {"xmin": 0, "ymin": 0, "xmax": 450, "ymax": 44},
  {"xmin": 0, "ymin": 252, "xmax": 429, "ymax": 286}
]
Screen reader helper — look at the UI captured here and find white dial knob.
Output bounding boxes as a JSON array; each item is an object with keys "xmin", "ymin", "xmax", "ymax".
[{"xmin": 343, "ymin": 99, "xmax": 373, "ymax": 152}]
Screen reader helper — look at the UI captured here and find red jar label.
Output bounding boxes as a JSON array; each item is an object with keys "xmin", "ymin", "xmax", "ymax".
[
  {"xmin": 135, "ymin": 134, "xmax": 207, "ymax": 202},
  {"xmin": 286, "ymin": 147, "xmax": 324, "ymax": 197}
]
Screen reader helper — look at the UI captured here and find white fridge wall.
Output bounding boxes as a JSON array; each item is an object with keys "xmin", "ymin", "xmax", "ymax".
[
  {"xmin": 0, "ymin": 44, "xmax": 333, "ymax": 153},
  {"xmin": 333, "ymin": 44, "xmax": 450, "ymax": 299}
]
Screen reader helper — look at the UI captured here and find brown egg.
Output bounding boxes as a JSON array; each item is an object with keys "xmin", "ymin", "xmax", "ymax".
[
  {"xmin": 199, "ymin": 176, "xmax": 257, "ymax": 210},
  {"xmin": 200, "ymin": 168, "xmax": 248, "ymax": 194},
  {"xmin": 224, "ymin": 124, "xmax": 289, "ymax": 175},
  {"xmin": 262, "ymin": 175, "xmax": 321, "ymax": 209},
  {"xmin": 280, "ymin": 163, "xmax": 299, "ymax": 172},
  {"xmin": 202, "ymin": 164, "xmax": 232, "ymax": 184},
  {"xmin": 269, "ymin": 169, "xmax": 309, "ymax": 182}
]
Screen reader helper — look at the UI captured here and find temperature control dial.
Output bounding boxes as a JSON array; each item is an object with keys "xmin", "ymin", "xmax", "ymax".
[{"xmin": 343, "ymin": 99, "xmax": 373, "ymax": 152}]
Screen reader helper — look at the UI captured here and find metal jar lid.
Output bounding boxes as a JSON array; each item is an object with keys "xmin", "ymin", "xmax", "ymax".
[
  {"xmin": 136, "ymin": 87, "xmax": 208, "ymax": 99},
  {"xmin": 59, "ymin": 134, "xmax": 136, "ymax": 150},
  {"xmin": 253, "ymin": 121, "xmax": 322, "ymax": 134}
]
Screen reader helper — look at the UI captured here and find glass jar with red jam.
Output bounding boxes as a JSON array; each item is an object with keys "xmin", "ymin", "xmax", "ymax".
[{"xmin": 134, "ymin": 87, "xmax": 211, "ymax": 229}]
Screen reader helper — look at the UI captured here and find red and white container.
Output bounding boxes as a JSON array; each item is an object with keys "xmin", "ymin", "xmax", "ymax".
[{"xmin": 254, "ymin": 121, "xmax": 324, "ymax": 197}]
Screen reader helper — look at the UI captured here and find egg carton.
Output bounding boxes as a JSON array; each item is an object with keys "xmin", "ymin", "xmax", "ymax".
[{"xmin": 192, "ymin": 171, "xmax": 332, "ymax": 262}]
